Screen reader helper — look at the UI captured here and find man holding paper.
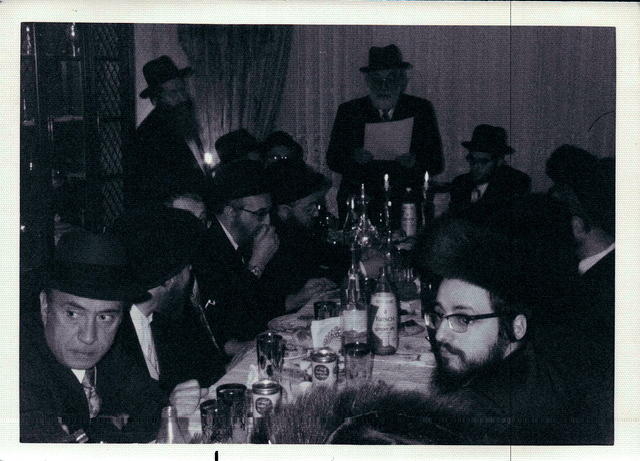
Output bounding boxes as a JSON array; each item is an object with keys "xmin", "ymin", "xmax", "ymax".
[{"xmin": 326, "ymin": 44, "xmax": 443, "ymax": 220}]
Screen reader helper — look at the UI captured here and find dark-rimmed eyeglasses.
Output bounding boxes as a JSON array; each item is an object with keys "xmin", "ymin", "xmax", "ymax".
[
  {"xmin": 424, "ymin": 310, "xmax": 508, "ymax": 333},
  {"xmin": 234, "ymin": 206, "xmax": 272, "ymax": 219}
]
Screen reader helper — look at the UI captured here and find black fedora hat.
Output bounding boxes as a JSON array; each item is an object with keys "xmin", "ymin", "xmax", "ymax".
[
  {"xmin": 112, "ymin": 206, "xmax": 205, "ymax": 291},
  {"xmin": 45, "ymin": 231, "xmax": 149, "ymax": 302},
  {"xmin": 461, "ymin": 124, "xmax": 515, "ymax": 156},
  {"xmin": 139, "ymin": 55, "xmax": 193, "ymax": 99},
  {"xmin": 359, "ymin": 44, "xmax": 412, "ymax": 73}
]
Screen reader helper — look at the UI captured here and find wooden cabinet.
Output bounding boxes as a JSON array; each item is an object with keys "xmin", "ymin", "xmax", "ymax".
[{"xmin": 20, "ymin": 23, "xmax": 135, "ymax": 305}]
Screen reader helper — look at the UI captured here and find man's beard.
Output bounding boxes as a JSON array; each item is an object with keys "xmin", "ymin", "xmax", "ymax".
[
  {"xmin": 430, "ymin": 332, "xmax": 509, "ymax": 394},
  {"xmin": 158, "ymin": 100, "xmax": 200, "ymax": 143}
]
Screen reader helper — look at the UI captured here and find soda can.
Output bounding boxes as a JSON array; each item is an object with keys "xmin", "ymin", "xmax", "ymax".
[
  {"xmin": 310, "ymin": 348, "xmax": 338, "ymax": 387},
  {"xmin": 251, "ymin": 379, "xmax": 281, "ymax": 418}
]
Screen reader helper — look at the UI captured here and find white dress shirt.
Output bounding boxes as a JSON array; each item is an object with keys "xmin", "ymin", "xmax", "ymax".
[
  {"xmin": 217, "ymin": 217, "xmax": 239, "ymax": 251},
  {"xmin": 378, "ymin": 108, "xmax": 395, "ymax": 120},
  {"xmin": 578, "ymin": 243, "xmax": 615, "ymax": 275},
  {"xmin": 471, "ymin": 183, "xmax": 489, "ymax": 203},
  {"xmin": 129, "ymin": 305, "xmax": 160, "ymax": 380},
  {"xmin": 71, "ymin": 368, "xmax": 87, "ymax": 383}
]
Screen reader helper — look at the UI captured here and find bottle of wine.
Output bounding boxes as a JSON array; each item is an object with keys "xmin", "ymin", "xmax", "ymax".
[
  {"xmin": 369, "ymin": 267, "xmax": 398, "ymax": 355},
  {"xmin": 341, "ymin": 245, "xmax": 369, "ymax": 348},
  {"xmin": 353, "ymin": 184, "xmax": 379, "ymax": 248},
  {"xmin": 400, "ymin": 187, "xmax": 418, "ymax": 237},
  {"xmin": 156, "ymin": 406, "xmax": 186, "ymax": 444}
]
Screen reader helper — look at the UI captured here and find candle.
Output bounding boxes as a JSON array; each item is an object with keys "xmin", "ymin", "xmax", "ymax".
[
  {"xmin": 384, "ymin": 173, "xmax": 389, "ymax": 192},
  {"xmin": 204, "ymin": 152, "xmax": 214, "ymax": 165}
]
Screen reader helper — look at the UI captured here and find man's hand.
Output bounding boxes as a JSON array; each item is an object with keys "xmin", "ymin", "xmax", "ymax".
[
  {"xmin": 169, "ymin": 379, "xmax": 209, "ymax": 417},
  {"xmin": 249, "ymin": 224, "xmax": 280, "ymax": 272},
  {"xmin": 285, "ymin": 278, "xmax": 337, "ymax": 312},
  {"xmin": 353, "ymin": 148, "xmax": 373, "ymax": 164},
  {"xmin": 396, "ymin": 152, "xmax": 416, "ymax": 169}
]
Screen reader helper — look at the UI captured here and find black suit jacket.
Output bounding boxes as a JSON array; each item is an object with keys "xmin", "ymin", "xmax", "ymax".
[
  {"xmin": 113, "ymin": 306, "xmax": 226, "ymax": 394},
  {"xmin": 20, "ymin": 314, "xmax": 165, "ymax": 443},
  {"xmin": 194, "ymin": 219, "xmax": 285, "ymax": 345},
  {"xmin": 448, "ymin": 164, "xmax": 531, "ymax": 217},
  {"xmin": 327, "ymin": 94, "xmax": 443, "ymax": 217},
  {"xmin": 123, "ymin": 108, "xmax": 210, "ymax": 209}
]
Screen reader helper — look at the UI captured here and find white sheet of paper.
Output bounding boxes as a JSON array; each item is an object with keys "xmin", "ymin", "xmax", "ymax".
[{"xmin": 364, "ymin": 117, "xmax": 414, "ymax": 161}]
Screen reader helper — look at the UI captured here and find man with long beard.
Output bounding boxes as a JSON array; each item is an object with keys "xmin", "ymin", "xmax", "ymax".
[{"xmin": 124, "ymin": 55, "xmax": 210, "ymax": 209}]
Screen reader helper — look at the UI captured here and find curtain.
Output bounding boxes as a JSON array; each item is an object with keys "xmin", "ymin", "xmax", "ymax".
[
  {"xmin": 274, "ymin": 26, "xmax": 615, "ymax": 209},
  {"xmin": 178, "ymin": 25, "xmax": 293, "ymax": 161}
]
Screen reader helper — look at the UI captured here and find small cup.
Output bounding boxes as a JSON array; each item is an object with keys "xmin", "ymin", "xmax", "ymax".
[
  {"xmin": 200, "ymin": 399, "xmax": 230, "ymax": 443},
  {"xmin": 256, "ymin": 332, "xmax": 285, "ymax": 381},
  {"xmin": 314, "ymin": 301, "xmax": 338, "ymax": 320},
  {"xmin": 344, "ymin": 342, "xmax": 373, "ymax": 384}
]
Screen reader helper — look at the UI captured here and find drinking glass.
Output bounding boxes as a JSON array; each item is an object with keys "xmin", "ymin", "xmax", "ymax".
[
  {"xmin": 200, "ymin": 399, "xmax": 230, "ymax": 443},
  {"xmin": 344, "ymin": 342, "xmax": 373, "ymax": 384},
  {"xmin": 256, "ymin": 332, "xmax": 285, "ymax": 381}
]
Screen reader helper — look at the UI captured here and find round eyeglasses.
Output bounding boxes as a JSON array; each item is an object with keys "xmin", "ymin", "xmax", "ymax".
[{"xmin": 424, "ymin": 311, "xmax": 508, "ymax": 334}]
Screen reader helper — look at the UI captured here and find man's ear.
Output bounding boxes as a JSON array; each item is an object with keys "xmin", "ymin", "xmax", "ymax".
[
  {"xmin": 511, "ymin": 314, "xmax": 528, "ymax": 341},
  {"xmin": 571, "ymin": 215, "xmax": 587, "ymax": 240},
  {"xmin": 276, "ymin": 204, "xmax": 291, "ymax": 221},
  {"xmin": 39, "ymin": 291, "xmax": 49, "ymax": 326}
]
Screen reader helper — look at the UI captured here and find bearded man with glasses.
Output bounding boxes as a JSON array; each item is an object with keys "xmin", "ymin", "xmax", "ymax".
[{"xmin": 195, "ymin": 160, "xmax": 281, "ymax": 358}]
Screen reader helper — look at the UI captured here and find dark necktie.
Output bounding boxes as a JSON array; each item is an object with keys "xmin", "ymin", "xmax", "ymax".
[{"xmin": 82, "ymin": 367, "xmax": 102, "ymax": 419}]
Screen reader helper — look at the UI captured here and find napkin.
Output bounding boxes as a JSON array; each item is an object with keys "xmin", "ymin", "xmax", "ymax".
[{"xmin": 310, "ymin": 317, "xmax": 342, "ymax": 352}]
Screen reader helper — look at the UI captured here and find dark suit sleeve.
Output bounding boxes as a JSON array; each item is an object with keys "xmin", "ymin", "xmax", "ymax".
[
  {"xmin": 97, "ymin": 340, "xmax": 167, "ymax": 443},
  {"xmin": 410, "ymin": 99, "xmax": 444, "ymax": 177},
  {"xmin": 326, "ymin": 102, "xmax": 369, "ymax": 183}
]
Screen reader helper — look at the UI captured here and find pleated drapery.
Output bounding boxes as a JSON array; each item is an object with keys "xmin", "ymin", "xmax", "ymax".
[{"xmin": 178, "ymin": 25, "xmax": 293, "ymax": 163}]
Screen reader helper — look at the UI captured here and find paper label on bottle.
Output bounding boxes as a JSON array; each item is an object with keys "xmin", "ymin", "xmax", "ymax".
[
  {"xmin": 341, "ymin": 309, "xmax": 367, "ymax": 333},
  {"xmin": 371, "ymin": 292, "xmax": 398, "ymax": 347},
  {"xmin": 401, "ymin": 204, "xmax": 418, "ymax": 236}
]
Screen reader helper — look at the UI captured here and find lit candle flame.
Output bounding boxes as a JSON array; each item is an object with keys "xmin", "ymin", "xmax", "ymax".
[
  {"xmin": 423, "ymin": 171, "xmax": 429, "ymax": 191},
  {"xmin": 384, "ymin": 173, "xmax": 389, "ymax": 191},
  {"xmin": 204, "ymin": 152, "xmax": 214, "ymax": 165}
]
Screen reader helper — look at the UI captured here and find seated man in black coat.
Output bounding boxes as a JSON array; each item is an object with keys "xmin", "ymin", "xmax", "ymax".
[
  {"xmin": 265, "ymin": 162, "xmax": 342, "ymax": 311},
  {"xmin": 265, "ymin": 220, "xmax": 612, "ymax": 444},
  {"xmin": 111, "ymin": 206, "xmax": 226, "ymax": 394},
  {"xmin": 448, "ymin": 124, "xmax": 531, "ymax": 218},
  {"xmin": 195, "ymin": 160, "xmax": 282, "ymax": 357},
  {"xmin": 20, "ymin": 231, "xmax": 198, "ymax": 443}
]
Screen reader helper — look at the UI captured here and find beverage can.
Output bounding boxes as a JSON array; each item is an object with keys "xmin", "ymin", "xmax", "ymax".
[
  {"xmin": 310, "ymin": 348, "xmax": 338, "ymax": 387},
  {"xmin": 251, "ymin": 380, "xmax": 281, "ymax": 418}
]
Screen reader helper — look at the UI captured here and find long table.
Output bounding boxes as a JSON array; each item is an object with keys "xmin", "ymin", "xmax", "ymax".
[{"xmin": 186, "ymin": 309, "xmax": 436, "ymax": 439}]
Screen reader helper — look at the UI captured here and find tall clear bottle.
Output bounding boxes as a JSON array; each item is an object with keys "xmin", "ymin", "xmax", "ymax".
[
  {"xmin": 341, "ymin": 196, "xmax": 358, "ymax": 246},
  {"xmin": 156, "ymin": 406, "xmax": 186, "ymax": 444},
  {"xmin": 369, "ymin": 266, "xmax": 398, "ymax": 355},
  {"xmin": 341, "ymin": 245, "xmax": 369, "ymax": 347}
]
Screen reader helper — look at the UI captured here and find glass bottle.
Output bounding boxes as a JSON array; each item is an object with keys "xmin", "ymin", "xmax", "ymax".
[
  {"xmin": 156, "ymin": 406, "xmax": 186, "ymax": 444},
  {"xmin": 341, "ymin": 196, "xmax": 358, "ymax": 246},
  {"xmin": 400, "ymin": 187, "xmax": 418, "ymax": 238},
  {"xmin": 369, "ymin": 266, "xmax": 398, "ymax": 355},
  {"xmin": 341, "ymin": 245, "xmax": 369, "ymax": 347}
]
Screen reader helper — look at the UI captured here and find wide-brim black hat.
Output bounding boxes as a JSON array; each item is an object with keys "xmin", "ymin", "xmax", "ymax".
[
  {"xmin": 461, "ymin": 124, "xmax": 514, "ymax": 155},
  {"xmin": 214, "ymin": 129, "xmax": 260, "ymax": 164},
  {"xmin": 111, "ymin": 206, "xmax": 205, "ymax": 291},
  {"xmin": 360, "ymin": 44, "xmax": 412, "ymax": 73},
  {"xmin": 267, "ymin": 162, "xmax": 330, "ymax": 205},
  {"xmin": 45, "ymin": 231, "xmax": 150, "ymax": 302},
  {"xmin": 139, "ymin": 55, "xmax": 193, "ymax": 99},
  {"xmin": 208, "ymin": 159, "xmax": 271, "ymax": 208}
]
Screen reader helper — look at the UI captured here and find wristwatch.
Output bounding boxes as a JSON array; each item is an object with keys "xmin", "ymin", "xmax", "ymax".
[{"xmin": 248, "ymin": 265, "xmax": 264, "ymax": 278}]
